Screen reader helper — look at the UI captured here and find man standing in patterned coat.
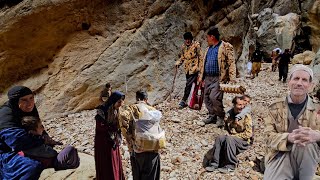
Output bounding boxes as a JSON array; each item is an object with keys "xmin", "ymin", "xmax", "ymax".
[
  {"xmin": 175, "ymin": 32, "xmax": 203, "ymax": 109},
  {"xmin": 264, "ymin": 64, "xmax": 320, "ymax": 180},
  {"xmin": 198, "ymin": 27, "xmax": 236, "ymax": 127}
]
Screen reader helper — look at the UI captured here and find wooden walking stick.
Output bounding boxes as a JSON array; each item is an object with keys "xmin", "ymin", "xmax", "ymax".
[{"xmin": 169, "ymin": 67, "xmax": 178, "ymax": 101}]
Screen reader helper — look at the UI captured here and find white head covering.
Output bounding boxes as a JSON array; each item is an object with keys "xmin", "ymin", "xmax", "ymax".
[{"xmin": 288, "ymin": 64, "xmax": 314, "ymax": 81}]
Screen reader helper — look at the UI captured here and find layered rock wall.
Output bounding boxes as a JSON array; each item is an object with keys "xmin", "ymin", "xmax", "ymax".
[{"xmin": 0, "ymin": 0, "xmax": 319, "ymax": 119}]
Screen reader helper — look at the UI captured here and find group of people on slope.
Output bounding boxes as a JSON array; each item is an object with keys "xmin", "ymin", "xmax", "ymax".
[
  {"xmin": 176, "ymin": 27, "xmax": 237, "ymax": 129},
  {"xmin": 0, "ymin": 86, "xmax": 80, "ymax": 179},
  {"xmin": 204, "ymin": 62, "xmax": 320, "ymax": 179},
  {"xmin": 94, "ymin": 86, "xmax": 164, "ymax": 180},
  {"xmin": 175, "ymin": 26, "xmax": 255, "ymax": 173},
  {"xmin": 176, "ymin": 25, "xmax": 320, "ymax": 179},
  {"xmin": 249, "ymin": 47, "xmax": 293, "ymax": 82}
]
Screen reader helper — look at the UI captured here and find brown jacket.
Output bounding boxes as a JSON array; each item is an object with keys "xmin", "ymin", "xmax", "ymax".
[
  {"xmin": 119, "ymin": 102, "xmax": 159, "ymax": 152},
  {"xmin": 175, "ymin": 41, "xmax": 203, "ymax": 75},
  {"xmin": 226, "ymin": 113, "xmax": 253, "ymax": 144},
  {"xmin": 199, "ymin": 41, "xmax": 236, "ymax": 83},
  {"xmin": 264, "ymin": 96, "xmax": 320, "ymax": 164}
]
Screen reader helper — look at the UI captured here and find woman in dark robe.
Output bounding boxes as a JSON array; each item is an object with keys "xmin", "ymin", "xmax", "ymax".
[
  {"xmin": 0, "ymin": 86, "xmax": 45, "ymax": 179},
  {"xmin": 0, "ymin": 86, "xmax": 80, "ymax": 179},
  {"xmin": 94, "ymin": 91, "xmax": 125, "ymax": 180}
]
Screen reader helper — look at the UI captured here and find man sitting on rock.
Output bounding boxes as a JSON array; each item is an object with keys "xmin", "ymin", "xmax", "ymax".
[
  {"xmin": 206, "ymin": 96, "xmax": 253, "ymax": 173},
  {"xmin": 264, "ymin": 64, "xmax": 320, "ymax": 180}
]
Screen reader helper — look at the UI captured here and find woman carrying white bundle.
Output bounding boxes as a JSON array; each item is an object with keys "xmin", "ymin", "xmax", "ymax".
[{"xmin": 120, "ymin": 90, "xmax": 165, "ymax": 180}]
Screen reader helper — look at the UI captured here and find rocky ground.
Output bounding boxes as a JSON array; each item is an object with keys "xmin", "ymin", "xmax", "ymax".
[{"xmin": 43, "ymin": 64, "xmax": 299, "ymax": 180}]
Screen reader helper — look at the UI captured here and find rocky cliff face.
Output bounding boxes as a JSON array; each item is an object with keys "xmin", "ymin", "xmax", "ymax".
[{"xmin": 0, "ymin": 0, "xmax": 319, "ymax": 119}]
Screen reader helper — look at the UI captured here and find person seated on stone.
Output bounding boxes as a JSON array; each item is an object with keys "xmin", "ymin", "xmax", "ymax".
[
  {"xmin": 206, "ymin": 96, "xmax": 253, "ymax": 173},
  {"xmin": 100, "ymin": 83, "xmax": 112, "ymax": 103},
  {"xmin": 19, "ymin": 116, "xmax": 80, "ymax": 170},
  {"xmin": 120, "ymin": 90, "xmax": 164, "ymax": 180},
  {"xmin": 236, "ymin": 94, "xmax": 251, "ymax": 121},
  {"xmin": 264, "ymin": 64, "xmax": 320, "ymax": 180},
  {"xmin": 225, "ymin": 94, "xmax": 251, "ymax": 123},
  {"xmin": 0, "ymin": 86, "xmax": 56, "ymax": 179}
]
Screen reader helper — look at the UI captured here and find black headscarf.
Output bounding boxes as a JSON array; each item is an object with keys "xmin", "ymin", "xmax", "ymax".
[
  {"xmin": 95, "ymin": 91, "xmax": 125, "ymax": 123},
  {"xmin": 100, "ymin": 91, "xmax": 125, "ymax": 112},
  {"xmin": 0, "ymin": 86, "xmax": 39, "ymax": 131}
]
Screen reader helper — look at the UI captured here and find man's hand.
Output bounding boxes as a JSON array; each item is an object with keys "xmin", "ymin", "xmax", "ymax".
[
  {"xmin": 289, "ymin": 127, "xmax": 320, "ymax": 146},
  {"xmin": 197, "ymin": 76, "xmax": 202, "ymax": 84},
  {"xmin": 229, "ymin": 79, "xmax": 236, "ymax": 84},
  {"xmin": 288, "ymin": 132, "xmax": 297, "ymax": 144}
]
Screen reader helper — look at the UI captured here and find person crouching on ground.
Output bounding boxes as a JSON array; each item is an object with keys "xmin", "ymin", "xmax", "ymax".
[{"xmin": 206, "ymin": 96, "xmax": 253, "ymax": 173}]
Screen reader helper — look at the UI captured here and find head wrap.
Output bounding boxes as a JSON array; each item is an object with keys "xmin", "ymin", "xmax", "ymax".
[
  {"xmin": 8, "ymin": 86, "xmax": 33, "ymax": 100},
  {"xmin": 100, "ymin": 91, "xmax": 125, "ymax": 112},
  {"xmin": 0, "ymin": 86, "xmax": 38, "ymax": 131},
  {"xmin": 288, "ymin": 64, "xmax": 314, "ymax": 81},
  {"xmin": 7, "ymin": 86, "xmax": 34, "ymax": 109}
]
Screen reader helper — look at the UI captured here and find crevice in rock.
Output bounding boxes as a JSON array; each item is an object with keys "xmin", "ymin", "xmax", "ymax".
[
  {"xmin": 0, "ymin": 0, "xmax": 23, "ymax": 8},
  {"xmin": 126, "ymin": 64, "xmax": 149, "ymax": 80}
]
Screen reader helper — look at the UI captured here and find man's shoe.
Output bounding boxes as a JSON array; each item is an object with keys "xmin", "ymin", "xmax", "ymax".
[
  {"xmin": 216, "ymin": 116, "xmax": 225, "ymax": 128},
  {"xmin": 203, "ymin": 115, "xmax": 217, "ymax": 124},
  {"xmin": 178, "ymin": 101, "xmax": 187, "ymax": 109},
  {"xmin": 218, "ymin": 165, "xmax": 235, "ymax": 173},
  {"xmin": 205, "ymin": 162, "xmax": 219, "ymax": 172}
]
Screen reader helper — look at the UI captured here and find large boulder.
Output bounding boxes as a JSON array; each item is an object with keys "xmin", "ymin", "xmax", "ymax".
[
  {"xmin": 256, "ymin": 8, "xmax": 300, "ymax": 54},
  {"xmin": 312, "ymin": 49, "xmax": 320, "ymax": 95},
  {"xmin": 306, "ymin": 0, "xmax": 320, "ymax": 51},
  {"xmin": 39, "ymin": 153, "xmax": 95, "ymax": 180},
  {"xmin": 291, "ymin": 51, "xmax": 316, "ymax": 65}
]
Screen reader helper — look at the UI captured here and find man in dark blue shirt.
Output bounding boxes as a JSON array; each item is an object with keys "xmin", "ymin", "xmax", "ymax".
[{"xmin": 198, "ymin": 27, "xmax": 237, "ymax": 127}]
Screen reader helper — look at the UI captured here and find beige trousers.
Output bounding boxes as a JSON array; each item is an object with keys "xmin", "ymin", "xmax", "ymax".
[{"xmin": 264, "ymin": 143, "xmax": 320, "ymax": 180}]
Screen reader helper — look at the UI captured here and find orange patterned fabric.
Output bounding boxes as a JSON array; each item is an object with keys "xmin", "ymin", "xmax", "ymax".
[{"xmin": 175, "ymin": 41, "xmax": 203, "ymax": 75}]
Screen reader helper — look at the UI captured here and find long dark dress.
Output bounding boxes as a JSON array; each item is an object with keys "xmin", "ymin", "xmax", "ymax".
[
  {"xmin": 94, "ymin": 91, "xmax": 125, "ymax": 180},
  {"xmin": 95, "ymin": 121, "xmax": 124, "ymax": 180}
]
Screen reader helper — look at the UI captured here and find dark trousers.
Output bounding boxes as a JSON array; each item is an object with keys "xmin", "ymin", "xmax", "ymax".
[
  {"xmin": 278, "ymin": 65, "xmax": 288, "ymax": 81},
  {"xmin": 54, "ymin": 145, "xmax": 80, "ymax": 171},
  {"xmin": 182, "ymin": 73, "xmax": 198, "ymax": 101},
  {"xmin": 131, "ymin": 152, "xmax": 160, "ymax": 180},
  {"xmin": 212, "ymin": 135, "xmax": 249, "ymax": 167},
  {"xmin": 204, "ymin": 76, "xmax": 224, "ymax": 118}
]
